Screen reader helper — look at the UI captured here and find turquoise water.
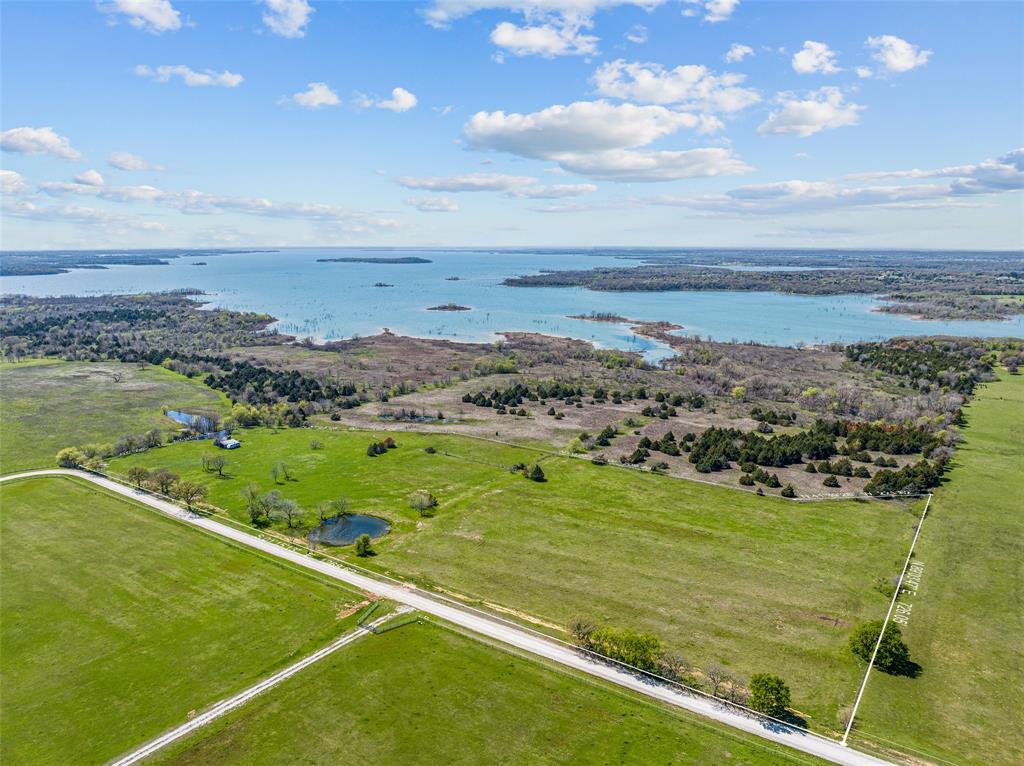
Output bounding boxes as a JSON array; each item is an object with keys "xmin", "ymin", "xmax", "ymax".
[{"xmin": 3, "ymin": 248, "xmax": 1021, "ymax": 361}]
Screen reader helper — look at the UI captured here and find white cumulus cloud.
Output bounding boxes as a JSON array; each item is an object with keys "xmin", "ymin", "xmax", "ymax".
[
  {"xmin": 792, "ymin": 40, "xmax": 841, "ymax": 74},
  {"xmin": 724, "ymin": 43, "xmax": 753, "ymax": 63},
  {"xmin": 135, "ymin": 64, "xmax": 243, "ymax": 87},
  {"xmin": 109, "ymin": 151, "xmax": 162, "ymax": 171},
  {"xmin": 593, "ymin": 59, "xmax": 760, "ymax": 113},
  {"xmin": 683, "ymin": 0, "xmax": 739, "ymax": 23},
  {"xmin": 379, "ymin": 87, "xmax": 418, "ymax": 112},
  {"xmin": 423, "ymin": 1, "xmax": 664, "ymax": 28},
  {"xmin": 866, "ymin": 35, "xmax": 932, "ymax": 74},
  {"xmin": 357, "ymin": 87, "xmax": 418, "ymax": 112},
  {"xmin": 284, "ymin": 82, "xmax": 340, "ymax": 108},
  {"xmin": 262, "ymin": 0, "xmax": 314, "ymax": 39},
  {"xmin": 0, "ymin": 126, "xmax": 82, "ymax": 161},
  {"xmin": 74, "ymin": 169, "xmax": 106, "ymax": 187},
  {"xmin": 464, "ymin": 100, "xmax": 748, "ymax": 181},
  {"xmin": 465, "ymin": 100, "xmax": 705, "ymax": 157},
  {"xmin": 424, "ymin": 1, "xmax": 664, "ymax": 58},
  {"xmin": 98, "ymin": 0, "xmax": 182, "ymax": 34},
  {"xmin": 491, "ymin": 19, "xmax": 597, "ymax": 56},
  {"xmin": 758, "ymin": 88, "xmax": 863, "ymax": 137},
  {"xmin": 0, "ymin": 170, "xmax": 29, "ymax": 195}
]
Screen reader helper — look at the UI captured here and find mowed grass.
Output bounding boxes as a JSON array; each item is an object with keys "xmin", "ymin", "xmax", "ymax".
[
  {"xmin": 0, "ymin": 359, "xmax": 229, "ymax": 474},
  {"xmin": 152, "ymin": 619, "xmax": 828, "ymax": 766},
  {"xmin": 853, "ymin": 371, "xmax": 1024, "ymax": 766},
  {"xmin": 0, "ymin": 476, "xmax": 363, "ymax": 766},
  {"xmin": 111, "ymin": 428, "xmax": 916, "ymax": 728}
]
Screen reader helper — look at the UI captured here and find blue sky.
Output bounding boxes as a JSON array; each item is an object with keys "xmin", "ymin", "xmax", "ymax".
[{"xmin": 1, "ymin": 0, "xmax": 1022, "ymax": 250}]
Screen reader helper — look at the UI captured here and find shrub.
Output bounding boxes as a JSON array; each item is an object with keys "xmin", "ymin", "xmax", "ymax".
[
  {"xmin": 823, "ymin": 475, "xmax": 840, "ymax": 488},
  {"xmin": 739, "ymin": 474, "xmax": 755, "ymax": 486},
  {"xmin": 424, "ymin": 446, "xmax": 437, "ymax": 454},
  {"xmin": 528, "ymin": 464, "xmax": 546, "ymax": 482},
  {"xmin": 780, "ymin": 485, "xmax": 797, "ymax": 498}
]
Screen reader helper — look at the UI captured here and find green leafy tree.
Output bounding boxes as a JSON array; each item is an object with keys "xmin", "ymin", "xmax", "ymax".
[
  {"xmin": 56, "ymin": 447, "xmax": 86, "ymax": 468},
  {"xmin": 354, "ymin": 533, "xmax": 373, "ymax": 557},
  {"xmin": 242, "ymin": 484, "xmax": 267, "ymax": 526},
  {"xmin": 749, "ymin": 674, "xmax": 791, "ymax": 717},
  {"xmin": 849, "ymin": 620, "xmax": 912, "ymax": 673}
]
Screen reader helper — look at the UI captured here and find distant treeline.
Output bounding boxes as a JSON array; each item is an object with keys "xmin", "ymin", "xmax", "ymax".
[
  {"xmin": 504, "ymin": 260, "xmax": 1024, "ymax": 320},
  {"xmin": 0, "ymin": 249, "xmax": 275, "ymax": 276}
]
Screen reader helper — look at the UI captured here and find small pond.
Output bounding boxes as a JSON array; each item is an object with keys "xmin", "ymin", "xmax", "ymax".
[
  {"xmin": 308, "ymin": 514, "xmax": 390, "ymax": 546},
  {"xmin": 164, "ymin": 409, "xmax": 217, "ymax": 432}
]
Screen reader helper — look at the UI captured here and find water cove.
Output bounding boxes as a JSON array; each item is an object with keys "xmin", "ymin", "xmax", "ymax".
[{"xmin": 4, "ymin": 249, "xmax": 1021, "ymax": 361}]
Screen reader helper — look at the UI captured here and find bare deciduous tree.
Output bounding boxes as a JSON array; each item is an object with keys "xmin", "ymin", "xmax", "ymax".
[
  {"xmin": 150, "ymin": 469, "xmax": 179, "ymax": 495},
  {"xmin": 173, "ymin": 480, "xmax": 208, "ymax": 510}
]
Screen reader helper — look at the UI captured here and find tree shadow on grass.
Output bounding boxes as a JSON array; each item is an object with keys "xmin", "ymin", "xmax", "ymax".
[{"xmin": 880, "ymin": 658, "xmax": 923, "ymax": 678}]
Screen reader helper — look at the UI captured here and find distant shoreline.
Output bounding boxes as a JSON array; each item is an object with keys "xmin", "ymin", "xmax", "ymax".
[{"xmin": 317, "ymin": 257, "xmax": 432, "ymax": 264}]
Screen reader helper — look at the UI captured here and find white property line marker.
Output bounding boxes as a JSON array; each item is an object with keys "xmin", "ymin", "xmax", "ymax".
[
  {"xmin": 109, "ymin": 626, "xmax": 370, "ymax": 766},
  {"xmin": 841, "ymin": 493, "xmax": 933, "ymax": 746}
]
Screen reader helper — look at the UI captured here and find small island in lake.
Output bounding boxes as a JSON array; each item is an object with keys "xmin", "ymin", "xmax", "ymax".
[
  {"xmin": 374, "ymin": 282, "xmax": 393, "ymax": 287},
  {"xmin": 427, "ymin": 303, "xmax": 472, "ymax": 312},
  {"xmin": 568, "ymin": 312, "xmax": 631, "ymax": 323},
  {"xmin": 317, "ymin": 256, "xmax": 432, "ymax": 264},
  {"xmin": 191, "ymin": 262, "xmax": 207, "ymax": 266},
  {"xmin": 445, "ymin": 276, "xmax": 462, "ymax": 281}
]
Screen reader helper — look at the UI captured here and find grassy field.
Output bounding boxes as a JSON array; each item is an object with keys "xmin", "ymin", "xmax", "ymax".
[
  {"xmin": 152, "ymin": 619, "xmax": 828, "ymax": 766},
  {"xmin": 0, "ymin": 359, "xmax": 229, "ymax": 474},
  {"xmin": 852, "ymin": 371, "xmax": 1024, "ymax": 766},
  {"xmin": 111, "ymin": 427, "xmax": 917, "ymax": 729},
  {"xmin": 0, "ymin": 476, "xmax": 363, "ymax": 766}
]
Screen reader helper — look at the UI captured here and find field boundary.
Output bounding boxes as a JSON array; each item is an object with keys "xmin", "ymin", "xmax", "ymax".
[
  {"xmin": 1, "ymin": 470, "xmax": 896, "ymax": 766},
  {"xmin": 841, "ymin": 493, "xmax": 933, "ymax": 745},
  {"xmin": 107, "ymin": 608, "xmax": 411, "ymax": 766}
]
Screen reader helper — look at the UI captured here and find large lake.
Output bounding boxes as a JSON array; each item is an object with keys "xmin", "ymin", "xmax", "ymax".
[{"xmin": 4, "ymin": 248, "xmax": 1021, "ymax": 361}]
